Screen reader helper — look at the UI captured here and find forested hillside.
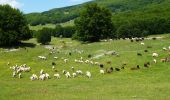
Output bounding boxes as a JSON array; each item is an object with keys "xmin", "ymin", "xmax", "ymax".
[{"xmin": 26, "ymin": 0, "xmax": 170, "ymax": 26}]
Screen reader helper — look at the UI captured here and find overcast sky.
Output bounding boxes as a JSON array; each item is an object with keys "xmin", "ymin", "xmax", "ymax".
[{"xmin": 0, "ymin": 0, "xmax": 92, "ymax": 13}]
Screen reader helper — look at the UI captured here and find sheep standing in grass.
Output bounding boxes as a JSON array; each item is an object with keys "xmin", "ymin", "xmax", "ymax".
[
  {"xmin": 65, "ymin": 72, "xmax": 71, "ymax": 78},
  {"xmin": 18, "ymin": 73, "xmax": 22, "ymax": 79},
  {"xmin": 168, "ymin": 46, "xmax": 170, "ymax": 50},
  {"xmin": 12, "ymin": 71, "xmax": 16, "ymax": 77},
  {"xmin": 100, "ymin": 69, "xmax": 105, "ymax": 74},
  {"xmin": 163, "ymin": 47, "xmax": 167, "ymax": 51},
  {"xmin": 64, "ymin": 59, "xmax": 68, "ymax": 63},
  {"xmin": 76, "ymin": 70, "xmax": 83, "ymax": 75},
  {"xmin": 40, "ymin": 69, "xmax": 44, "ymax": 75},
  {"xmin": 54, "ymin": 73, "xmax": 60, "ymax": 79},
  {"xmin": 152, "ymin": 53, "xmax": 159, "ymax": 57},
  {"xmin": 153, "ymin": 59, "xmax": 157, "ymax": 63},
  {"xmin": 45, "ymin": 73, "xmax": 50, "ymax": 79},
  {"xmin": 72, "ymin": 73, "xmax": 77, "ymax": 78},
  {"xmin": 141, "ymin": 42, "xmax": 145, "ymax": 45},
  {"xmin": 86, "ymin": 71, "xmax": 91, "ymax": 78},
  {"xmin": 39, "ymin": 74, "xmax": 46, "ymax": 80},
  {"xmin": 30, "ymin": 74, "xmax": 38, "ymax": 81}
]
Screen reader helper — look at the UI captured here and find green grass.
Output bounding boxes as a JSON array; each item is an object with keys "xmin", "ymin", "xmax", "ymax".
[
  {"xmin": 29, "ymin": 20, "xmax": 74, "ymax": 31},
  {"xmin": 0, "ymin": 34, "xmax": 170, "ymax": 100}
]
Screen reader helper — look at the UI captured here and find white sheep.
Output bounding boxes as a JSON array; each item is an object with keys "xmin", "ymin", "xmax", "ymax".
[
  {"xmin": 163, "ymin": 47, "xmax": 167, "ymax": 51},
  {"xmin": 153, "ymin": 59, "xmax": 157, "ymax": 63},
  {"xmin": 45, "ymin": 73, "xmax": 50, "ymax": 79},
  {"xmin": 65, "ymin": 72, "xmax": 71, "ymax": 78},
  {"xmin": 100, "ymin": 69, "xmax": 105, "ymax": 74},
  {"xmin": 40, "ymin": 69, "xmax": 44, "ymax": 75},
  {"xmin": 64, "ymin": 59, "xmax": 68, "ymax": 63},
  {"xmin": 86, "ymin": 71, "xmax": 91, "ymax": 78},
  {"xmin": 62, "ymin": 70, "xmax": 67, "ymax": 74},
  {"xmin": 54, "ymin": 57, "xmax": 58, "ymax": 59},
  {"xmin": 39, "ymin": 74, "xmax": 46, "ymax": 80},
  {"xmin": 30, "ymin": 74, "xmax": 38, "ymax": 81},
  {"xmin": 52, "ymin": 66, "xmax": 55, "ymax": 70},
  {"xmin": 12, "ymin": 71, "xmax": 16, "ymax": 77},
  {"xmin": 18, "ymin": 73, "xmax": 22, "ymax": 79},
  {"xmin": 140, "ymin": 42, "xmax": 145, "ymax": 45},
  {"xmin": 168, "ymin": 46, "xmax": 170, "ymax": 50},
  {"xmin": 152, "ymin": 53, "xmax": 159, "ymax": 57},
  {"xmin": 76, "ymin": 70, "xmax": 83, "ymax": 75},
  {"xmin": 72, "ymin": 73, "xmax": 77, "ymax": 78},
  {"xmin": 54, "ymin": 73, "xmax": 60, "ymax": 79}
]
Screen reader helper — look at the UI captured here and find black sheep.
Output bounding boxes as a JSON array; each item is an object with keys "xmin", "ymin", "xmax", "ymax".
[
  {"xmin": 99, "ymin": 64, "xmax": 104, "ymax": 68},
  {"xmin": 137, "ymin": 53, "xmax": 142, "ymax": 56},
  {"xmin": 115, "ymin": 68, "xmax": 120, "ymax": 71},
  {"xmin": 52, "ymin": 62, "xmax": 56, "ymax": 66}
]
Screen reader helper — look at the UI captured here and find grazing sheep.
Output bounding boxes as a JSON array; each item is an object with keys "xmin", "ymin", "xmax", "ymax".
[
  {"xmin": 76, "ymin": 70, "xmax": 83, "ymax": 75},
  {"xmin": 137, "ymin": 53, "xmax": 142, "ymax": 56},
  {"xmin": 62, "ymin": 70, "xmax": 67, "ymax": 74},
  {"xmin": 45, "ymin": 73, "xmax": 50, "ymax": 79},
  {"xmin": 30, "ymin": 74, "xmax": 38, "ymax": 81},
  {"xmin": 64, "ymin": 59, "xmax": 68, "ymax": 63},
  {"xmin": 54, "ymin": 57, "xmax": 58, "ymax": 59},
  {"xmin": 54, "ymin": 73, "xmax": 60, "ymax": 79},
  {"xmin": 18, "ymin": 73, "xmax": 22, "ymax": 79},
  {"xmin": 141, "ymin": 42, "xmax": 145, "ymax": 45},
  {"xmin": 52, "ymin": 62, "xmax": 56, "ymax": 66},
  {"xmin": 38, "ymin": 56, "xmax": 46, "ymax": 60},
  {"xmin": 71, "ymin": 67, "xmax": 74, "ymax": 71},
  {"xmin": 144, "ymin": 62, "xmax": 150, "ymax": 68},
  {"xmin": 163, "ymin": 47, "xmax": 167, "ymax": 51},
  {"xmin": 52, "ymin": 66, "xmax": 55, "ymax": 70},
  {"xmin": 72, "ymin": 73, "xmax": 77, "ymax": 78},
  {"xmin": 86, "ymin": 71, "xmax": 91, "ymax": 78},
  {"xmin": 40, "ymin": 69, "xmax": 44, "ymax": 75},
  {"xmin": 106, "ymin": 67, "xmax": 113, "ymax": 73},
  {"xmin": 7, "ymin": 62, "xmax": 10, "ymax": 66},
  {"xmin": 65, "ymin": 72, "xmax": 71, "ymax": 78},
  {"xmin": 39, "ymin": 74, "xmax": 46, "ymax": 80},
  {"xmin": 130, "ymin": 65, "xmax": 140, "ymax": 70},
  {"xmin": 152, "ymin": 53, "xmax": 158, "ymax": 57},
  {"xmin": 88, "ymin": 54, "xmax": 92, "ymax": 58},
  {"xmin": 99, "ymin": 64, "xmax": 104, "ymax": 68},
  {"xmin": 69, "ymin": 52, "xmax": 72, "ymax": 56},
  {"xmin": 12, "ymin": 71, "xmax": 16, "ymax": 77},
  {"xmin": 115, "ymin": 68, "xmax": 120, "ymax": 71},
  {"xmin": 144, "ymin": 50, "xmax": 148, "ymax": 52},
  {"xmin": 100, "ymin": 69, "xmax": 105, "ymax": 74},
  {"xmin": 153, "ymin": 59, "xmax": 157, "ymax": 63},
  {"xmin": 168, "ymin": 46, "xmax": 170, "ymax": 50},
  {"xmin": 160, "ymin": 58, "xmax": 167, "ymax": 62}
]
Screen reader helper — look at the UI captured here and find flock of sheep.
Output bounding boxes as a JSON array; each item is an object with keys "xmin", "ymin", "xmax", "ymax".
[{"xmin": 9, "ymin": 38, "xmax": 170, "ymax": 81}]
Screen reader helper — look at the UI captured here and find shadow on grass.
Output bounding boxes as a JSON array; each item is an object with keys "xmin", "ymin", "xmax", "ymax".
[{"xmin": 0, "ymin": 42, "xmax": 36, "ymax": 49}]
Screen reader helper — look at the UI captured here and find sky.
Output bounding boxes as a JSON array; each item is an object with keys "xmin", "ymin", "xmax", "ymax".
[{"xmin": 0, "ymin": 0, "xmax": 92, "ymax": 13}]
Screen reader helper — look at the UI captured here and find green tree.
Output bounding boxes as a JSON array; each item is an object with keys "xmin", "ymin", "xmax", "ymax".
[
  {"xmin": 36, "ymin": 28, "xmax": 51, "ymax": 44},
  {"xmin": 74, "ymin": 3, "xmax": 114, "ymax": 42},
  {"xmin": 0, "ymin": 5, "xmax": 32, "ymax": 46}
]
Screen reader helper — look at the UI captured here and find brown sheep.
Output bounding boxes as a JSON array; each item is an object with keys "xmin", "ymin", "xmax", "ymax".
[{"xmin": 130, "ymin": 65, "xmax": 140, "ymax": 70}]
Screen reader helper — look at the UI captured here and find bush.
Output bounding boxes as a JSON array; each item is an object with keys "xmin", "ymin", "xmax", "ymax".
[{"xmin": 36, "ymin": 28, "xmax": 51, "ymax": 44}]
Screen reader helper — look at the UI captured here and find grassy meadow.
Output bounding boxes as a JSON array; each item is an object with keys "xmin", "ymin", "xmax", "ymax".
[{"xmin": 0, "ymin": 34, "xmax": 170, "ymax": 100}]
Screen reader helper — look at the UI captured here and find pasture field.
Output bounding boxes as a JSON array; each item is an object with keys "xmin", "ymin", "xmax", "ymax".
[
  {"xmin": 29, "ymin": 20, "xmax": 74, "ymax": 31},
  {"xmin": 0, "ymin": 34, "xmax": 170, "ymax": 100}
]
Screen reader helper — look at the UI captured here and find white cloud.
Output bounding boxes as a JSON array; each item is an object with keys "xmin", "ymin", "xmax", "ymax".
[{"xmin": 0, "ymin": 0, "xmax": 23, "ymax": 8}]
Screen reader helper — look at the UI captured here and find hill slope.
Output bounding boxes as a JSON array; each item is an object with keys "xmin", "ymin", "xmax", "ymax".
[{"xmin": 26, "ymin": 0, "xmax": 170, "ymax": 26}]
